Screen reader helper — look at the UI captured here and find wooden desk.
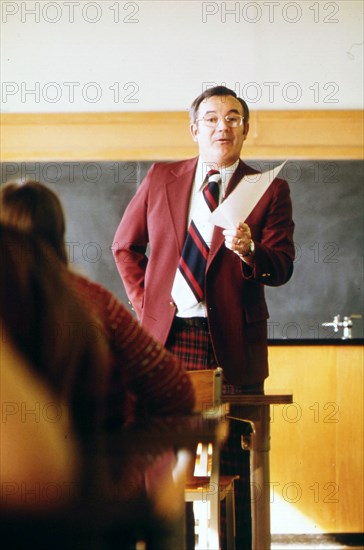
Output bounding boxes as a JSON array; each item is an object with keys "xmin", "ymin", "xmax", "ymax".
[
  {"xmin": 223, "ymin": 392, "xmax": 293, "ymax": 550},
  {"xmin": 107, "ymin": 414, "xmax": 228, "ymax": 549}
]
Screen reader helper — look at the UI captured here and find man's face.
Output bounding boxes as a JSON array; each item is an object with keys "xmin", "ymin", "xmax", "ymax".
[{"xmin": 190, "ymin": 95, "xmax": 249, "ymax": 167}]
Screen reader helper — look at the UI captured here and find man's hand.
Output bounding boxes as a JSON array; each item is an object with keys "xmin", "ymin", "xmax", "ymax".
[{"xmin": 223, "ymin": 222, "xmax": 254, "ymax": 263}]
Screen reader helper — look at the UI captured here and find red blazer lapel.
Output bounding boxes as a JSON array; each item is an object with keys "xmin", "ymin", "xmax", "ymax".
[
  {"xmin": 224, "ymin": 160, "xmax": 259, "ymax": 199},
  {"xmin": 165, "ymin": 157, "xmax": 198, "ymax": 252}
]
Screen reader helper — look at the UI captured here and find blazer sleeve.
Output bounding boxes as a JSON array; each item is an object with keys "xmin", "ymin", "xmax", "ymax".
[
  {"xmin": 242, "ymin": 177, "xmax": 295, "ymax": 286},
  {"xmin": 112, "ymin": 165, "xmax": 154, "ymax": 318}
]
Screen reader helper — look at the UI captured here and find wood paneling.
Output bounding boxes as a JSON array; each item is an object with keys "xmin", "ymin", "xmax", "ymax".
[
  {"xmin": 1, "ymin": 110, "xmax": 363, "ymax": 161},
  {"xmin": 266, "ymin": 345, "xmax": 364, "ymax": 534}
]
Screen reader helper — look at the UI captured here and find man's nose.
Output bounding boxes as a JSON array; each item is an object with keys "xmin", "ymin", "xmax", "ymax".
[{"xmin": 216, "ymin": 116, "xmax": 229, "ymax": 130}]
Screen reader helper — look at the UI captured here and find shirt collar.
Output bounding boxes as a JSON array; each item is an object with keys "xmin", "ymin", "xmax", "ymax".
[{"xmin": 194, "ymin": 157, "xmax": 240, "ymax": 196}]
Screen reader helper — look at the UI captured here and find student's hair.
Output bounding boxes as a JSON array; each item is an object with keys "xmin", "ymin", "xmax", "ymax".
[
  {"xmin": 0, "ymin": 224, "xmax": 107, "ymax": 440},
  {"xmin": 0, "ymin": 180, "xmax": 68, "ymax": 264},
  {"xmin": 190, "ymin": 85, "xmax": 250, "ymax": 128}
]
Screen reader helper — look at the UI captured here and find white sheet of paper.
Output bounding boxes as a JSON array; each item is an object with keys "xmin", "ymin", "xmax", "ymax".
[{"xmin": 210, "ymin": 161, "xmax": 286, "ymax": 229}]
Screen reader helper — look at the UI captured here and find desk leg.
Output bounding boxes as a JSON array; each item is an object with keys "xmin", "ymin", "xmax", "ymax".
[{"xmin": 241, "ymin": 405, "xmax": 271, "ymax": 550}]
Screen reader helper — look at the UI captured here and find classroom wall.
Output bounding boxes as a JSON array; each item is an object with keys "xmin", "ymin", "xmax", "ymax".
[
  {"xmin": 1, "ymin": 0, "xmax": 363, "ymax": 113},
  {"xmin": 1, "ymin": 1, "xmax": 363, "ymax": 538}
]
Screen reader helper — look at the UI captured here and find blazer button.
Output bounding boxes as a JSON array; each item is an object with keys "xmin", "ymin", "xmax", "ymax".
[{"xmin": 169, "ymin": 301, "xmax": 176, "ymax": 307}]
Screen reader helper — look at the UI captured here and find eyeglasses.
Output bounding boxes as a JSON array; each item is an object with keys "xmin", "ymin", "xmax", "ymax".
[{"xmin": 195, "ymin": 113, "xmax": 244, "ymax": 128}]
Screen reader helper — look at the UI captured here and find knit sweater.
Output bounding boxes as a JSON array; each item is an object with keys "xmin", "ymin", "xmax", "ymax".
[{"xmin": 68, "ymin": 270, "xmax": 195, "ymax": 429}]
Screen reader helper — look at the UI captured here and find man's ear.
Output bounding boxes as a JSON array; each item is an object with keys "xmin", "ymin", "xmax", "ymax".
[
  {"xmin": 242, "ymin": 121, "xmax": 250, "ymax": 141},
  {"xmin": 190, "ymin": 123, "xmax": 198, "ymax": 142}
]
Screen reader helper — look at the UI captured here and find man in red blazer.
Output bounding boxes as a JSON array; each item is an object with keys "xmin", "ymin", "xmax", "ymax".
[
  {"xmin": 113, "ymin": 85, "xmax": 295, "ymax": 547},
  {"xmin": 113, "ymin": 86, "xmax": 294, "ymax": 387}
]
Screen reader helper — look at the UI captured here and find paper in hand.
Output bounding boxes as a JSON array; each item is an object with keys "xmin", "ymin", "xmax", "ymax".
[{"xmin": 210, "ymin": 161, "xmax": 286, "ymax": 229}]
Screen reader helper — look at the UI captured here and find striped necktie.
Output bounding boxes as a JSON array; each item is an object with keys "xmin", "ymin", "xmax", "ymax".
[{"xmin": 172, "ymin": 170, "xmax": 221, "ymax": 308}]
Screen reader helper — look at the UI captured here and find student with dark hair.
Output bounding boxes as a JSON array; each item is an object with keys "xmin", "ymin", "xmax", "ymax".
[
  {"xmin": 0, "ymin": 224, "xmax": 107, "ymax": 452},
  {"xmin": 0, "ymin": 181, "xmax": 195, "ymax": 432},
  {"xmin": 0, "ymin": 182, "xmax": 196, "ymax": 545}
]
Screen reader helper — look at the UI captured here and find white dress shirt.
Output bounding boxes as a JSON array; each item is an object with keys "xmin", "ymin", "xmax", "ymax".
[{"xmin": 174, "ymin": 157, "xmax": 239, "ymax": 318}]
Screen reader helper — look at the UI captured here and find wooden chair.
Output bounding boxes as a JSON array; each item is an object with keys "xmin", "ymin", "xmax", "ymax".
[{"xmin": 185, "ymin": 368, "xmax": 238, "ymax": 550}]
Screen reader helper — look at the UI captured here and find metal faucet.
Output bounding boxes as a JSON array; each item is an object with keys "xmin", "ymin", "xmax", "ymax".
[{"xmin": 322, "ymin": 314, "xmax": 361, "ymax": 340}]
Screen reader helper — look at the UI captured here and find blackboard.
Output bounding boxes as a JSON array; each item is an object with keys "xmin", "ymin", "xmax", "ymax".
[{"xmin": 1, "ymin": 159, "xmax": 363, "ymax": 340}]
